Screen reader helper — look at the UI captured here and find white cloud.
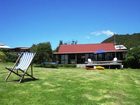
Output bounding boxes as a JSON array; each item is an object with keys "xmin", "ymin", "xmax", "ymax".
[{"xmin": 90, "ymin": 30, "xmax": 115, "ymax": 36}]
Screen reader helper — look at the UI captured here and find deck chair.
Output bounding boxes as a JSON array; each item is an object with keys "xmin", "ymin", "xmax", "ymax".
[{"xmin": 5, "ymin": 52, "xmax": 36, "ymax": 83}]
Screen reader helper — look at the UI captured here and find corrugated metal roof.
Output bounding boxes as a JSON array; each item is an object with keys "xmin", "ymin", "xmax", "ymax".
[{"xmin": 55, "ymin": 43, "xmax": 126, "ymax": 54}]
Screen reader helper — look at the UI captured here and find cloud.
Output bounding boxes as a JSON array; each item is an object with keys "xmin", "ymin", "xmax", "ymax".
[{"xmin": 90, "ymin": 30, "xmax": 115, "ymax": 36}]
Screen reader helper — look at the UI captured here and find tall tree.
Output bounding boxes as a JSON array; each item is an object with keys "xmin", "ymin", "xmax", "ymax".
[
  {"xmin": 30, "ymin": 42, "xmax": 53, "ymax": 64},
  {"xmin": 54, "ymin": 40, "xmax": 64, "ymax": 52},
  {"xmin": 0, "ymin": 51, "xmax": 6, "ymax": 62},
  {"xmin": 125, "ymin": 46, "xmax": 140, "ymax": 68}
]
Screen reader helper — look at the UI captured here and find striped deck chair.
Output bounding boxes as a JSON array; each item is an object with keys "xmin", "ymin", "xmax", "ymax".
[{"xmin": 5, "ymin": 52, "xmax": 36, "ymax": 83}]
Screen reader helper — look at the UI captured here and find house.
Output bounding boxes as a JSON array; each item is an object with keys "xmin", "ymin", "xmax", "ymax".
[
  {"xmin": 54, "ymin": 43, "xmax": 127, "ymax": 64},
  {"xmin": 9, "ymin": 47, "xmax": 30, "ymax": 52}
]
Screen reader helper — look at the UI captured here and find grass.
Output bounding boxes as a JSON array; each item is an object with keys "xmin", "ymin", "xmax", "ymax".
[{"xmin": 0, "ymin": 63, "xmax": 140, "ymax": 105}]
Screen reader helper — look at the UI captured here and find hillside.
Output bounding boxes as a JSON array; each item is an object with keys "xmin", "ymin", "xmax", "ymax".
[{"xmin": 102, "ymin": 33, "xmax": 140, "ymax": 49}]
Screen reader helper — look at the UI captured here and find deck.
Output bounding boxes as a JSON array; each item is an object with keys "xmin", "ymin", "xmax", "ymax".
[{"xmin": 77, "ymin": 60, "xmax": 123, "ymax": 69}]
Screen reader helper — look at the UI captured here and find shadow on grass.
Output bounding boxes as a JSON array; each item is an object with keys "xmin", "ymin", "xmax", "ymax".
[{"xmin": 11, "ymin": 78, "xmax": 39, "ymax": 83}]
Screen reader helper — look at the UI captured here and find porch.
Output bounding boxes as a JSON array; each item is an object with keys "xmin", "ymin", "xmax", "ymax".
[
  {"xmin": 56, "ymin": 52, "xmax": 126, "ymax": 64},
  {"xmin": 77, "ymin": 60, "xmax": 123, "ymax": 69}
]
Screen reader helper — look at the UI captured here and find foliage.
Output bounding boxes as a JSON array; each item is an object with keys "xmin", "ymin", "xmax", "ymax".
[
  {"xmin": 4, "ymin": 52, "xmax": 18, "ymax": 62},
  {"xmin": 58, "ymin": 64, "xmax": 76, "ymax": 68},
  {"xmin": 38, "ymin": 61, "xmax": 58, "ymax": 68},
  {"xmin": 0, "ymin": 63, "xmax": 140, "ymax": 105},
  {"xmin": 102, "ymin": 33, "xmax": 140, "ymax": 49},
  {"xmin": 54, "ymin": 40, "xmax": 78, "ymax": 52},
  {"xmin": 62, "ymin": 40, "xmax": 78, "ymax": 45},
  {"xmin": 39, "ymin": 63, "xmax": 58, "ymax": 68},
  {"xmin": 30, "ymin": 42, "xmax": 53, "ymax": 64},
  {"xmin": 54, "ymin": 40, "xmax": 63, "ymax": 52},
  {"xmin": 125, "ymin": 46, "xmax": 140, "ymax": 68},
  {"xmin": 0, "ymin": 51, "xmax": 6, "ymax": 62},
  {"xmin": 37, "ymin": 63, "xmax": 76, "ymax": 68}
]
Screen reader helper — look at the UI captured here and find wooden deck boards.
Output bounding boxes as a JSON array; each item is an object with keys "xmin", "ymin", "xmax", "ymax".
[{"xmin": 86, "ymin": 61, "xmax": 123, "ymax": 69}]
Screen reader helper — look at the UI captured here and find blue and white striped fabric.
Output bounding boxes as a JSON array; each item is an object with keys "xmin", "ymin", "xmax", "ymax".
[{"xmin": 15, "ymin": 52, "xmax": 36, "ymax": 71}]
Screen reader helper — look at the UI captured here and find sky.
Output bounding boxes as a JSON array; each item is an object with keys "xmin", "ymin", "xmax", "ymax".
[{"xmin": 0, "ymin": 0, "xmax": 140, "ymax": 49}]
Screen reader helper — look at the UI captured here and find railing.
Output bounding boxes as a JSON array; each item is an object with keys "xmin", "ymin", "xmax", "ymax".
[
  {"xmin": 86, "ymin": 60, "xmax": 123, "ymax": 69},
  {"xmin": 92, "ymin": 60, "xmax": 122, "ymax": 64}
]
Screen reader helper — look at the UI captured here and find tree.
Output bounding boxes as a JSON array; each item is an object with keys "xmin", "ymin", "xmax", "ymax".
[
  {"xmin": 71, "ymin": 40, "xmax": 78, "ymax": 45},
  {"xmin": 64, "ymin": 40, "xmax": 78, "ymax": 45},
  {"xmin": 0, "ymin": 51, "xmax": 6, "ymax": 62},
  {"xmin": 54, "ymin": 40, "xmax": 63, "ymax": 52},
  {"xmin": 4, "ymin": 52, "xmax": 18, "ymax": 62},
  {"xmin": 30, "ymin": 42, "xmax": 53, "ymax": 64},
  {"xmin": 125, "ymin": 46, "xmax": 140, "ymax": 68},
  {"xmin": 102, "ymin": 33, "xmax": 140, "ymax": 49},
  {"xmin": 59, "ymin": 40, "xmax": 63, "ymax": 45}
]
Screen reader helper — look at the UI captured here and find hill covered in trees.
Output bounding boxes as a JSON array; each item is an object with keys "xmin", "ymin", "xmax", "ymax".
[{"xmin": 102, "ymin": 33, "xmax": 140, "ymax": 49}]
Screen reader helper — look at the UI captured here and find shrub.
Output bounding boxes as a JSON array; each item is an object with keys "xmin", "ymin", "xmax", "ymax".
[
  {"xmin": 125, "ymin": 46, "xmax": 140, "ymax": 68},
  {"xmin": 36, "ymin": 62, "xmax": 76, "ymax": 68},
  {"xmin": 0, "ymin": 51, "xmax": 6, "ymax": 62},
  {"xmin": 4, "ymin": 52, "xmax": 18, "ymax": 62},
  {"xmin": 58, "ymin": 64, "xmax": 76, "ymax": 68},
  {"xmin": 41, "ymin": 64, "xmax": 58, "ymax": 68},
  {"xmin": 30, "ymin": 42, "xmax": 53, "ymax": 64},
  {"xmin": 39, "ymin": 62, "xmax": 58, "ymax": 68}
]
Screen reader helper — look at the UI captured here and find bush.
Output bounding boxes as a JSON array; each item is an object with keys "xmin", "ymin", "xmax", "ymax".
[
  {"xmin": 30, "ymin": 42, "xmax": 53, "ymax": 64},
  {"xmin": 125, "ymin": 46, "xmax": 140, "ymax": 68},
  {"xmin": 0, "ymin": 51, "xmax": 6, "ymax": 62},
  {"xmin": 4, "ymin": 52, "xmax": 18, "ymax": 62},
  {"xmin": 36, "ymin": 62, "xmax": 76, "ymax": 68},
  {"xmin": 58, "ymin": 64, "xmax": 76, "ymax": 68},
  {"xmin": 42, "ymin": 64, "xmax": 58, "ymax": 68},
  {"xmin": 39, "ymin": 62, "xmax": 58, "ymax": 68}
]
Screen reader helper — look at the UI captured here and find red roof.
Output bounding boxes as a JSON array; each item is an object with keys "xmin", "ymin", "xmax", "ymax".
[{"xmin": 55, "ymin": 43, "xmax": 125, "ymax": 54}]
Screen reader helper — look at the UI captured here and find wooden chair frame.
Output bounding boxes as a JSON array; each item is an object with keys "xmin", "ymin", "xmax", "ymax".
[{"xmin": 5, "ymin": 52, "xmax": 36, "ymax": 83}]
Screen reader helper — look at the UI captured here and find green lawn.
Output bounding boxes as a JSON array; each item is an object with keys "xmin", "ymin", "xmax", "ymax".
[{"xmin": 0, "ymin": 63, "xmax": 140, "ymax": 105}]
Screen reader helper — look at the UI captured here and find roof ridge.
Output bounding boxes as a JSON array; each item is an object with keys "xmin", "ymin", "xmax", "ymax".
[{"xmin": 60, "ymin": 43, "xmax": 114, "ymax": 46}]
